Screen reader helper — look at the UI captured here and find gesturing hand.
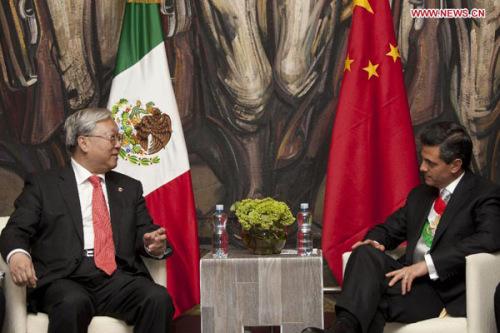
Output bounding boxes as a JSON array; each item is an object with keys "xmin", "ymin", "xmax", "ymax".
[
  {"xmin": 386, "ymin": 261, "xmax": 428, "ymax": 295},
  {"xmin": 9, "ymin": 252, "xmax": 37, "ymax": 288},
  {"xmin": 143, "ymin": 227, "xmax": 167, "ymax": 256}
]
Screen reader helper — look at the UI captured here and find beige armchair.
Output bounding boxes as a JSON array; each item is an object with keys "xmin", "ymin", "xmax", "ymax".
[
  {"xmin": 342, "ymin": 249, "xmax": 500, "ymax": 333},
  {"xmin": 0, "ymin": 216, "xmax": 167, "ymax": 333}
]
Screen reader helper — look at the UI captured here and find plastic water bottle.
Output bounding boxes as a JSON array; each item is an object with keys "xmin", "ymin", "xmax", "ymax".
[
  {"xmin": 212, "ymin": 204, "xmax": 228, "ymax": 258},
  {"xmin": 297, "ymin": 203, "xmax": 313, "ymax": 256}
]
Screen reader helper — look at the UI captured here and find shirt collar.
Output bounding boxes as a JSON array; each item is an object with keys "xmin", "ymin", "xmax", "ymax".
[
  {"xmin": 71, "ymin": 158, "xmax": 106, "ymax": 185},
  {"xmin": 442, "ymin": 171, "xmax": 465, "ymax": 195}
]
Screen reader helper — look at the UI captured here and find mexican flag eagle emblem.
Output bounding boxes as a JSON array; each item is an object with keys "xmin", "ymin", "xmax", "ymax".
[{"xmin": 111, "ymin": 99, "xmax": 172, "ymax": 166}]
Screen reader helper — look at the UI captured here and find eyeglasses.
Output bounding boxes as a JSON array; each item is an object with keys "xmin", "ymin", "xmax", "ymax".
[{"xmin": 84, "ymin": 135, "xmax": 122, "ymax": 144}]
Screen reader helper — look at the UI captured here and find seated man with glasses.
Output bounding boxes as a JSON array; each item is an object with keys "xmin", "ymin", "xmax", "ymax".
[{"xmin": 0, "ymin": 108, "xmax": 175, "ymax": 333}]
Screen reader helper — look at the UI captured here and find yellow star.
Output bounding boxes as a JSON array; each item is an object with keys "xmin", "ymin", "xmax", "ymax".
[
  {"xmin": 362, "ymin": 60, "xmax": 379, "ymax": 79},
  {"xmin": 344, "ymin": 54, "xmax": 354, "ymax": 72},
  {"xmin": 386, "ymin": 43, "xmax": 401, "ymax": 63},
  {"xmin": 353, "ymin": 0, "xmax": 374, "ymax": 14}
]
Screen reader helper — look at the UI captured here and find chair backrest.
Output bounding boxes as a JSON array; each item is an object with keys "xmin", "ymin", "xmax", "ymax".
[
  {"xmin": 0, "ymin": 217, "xmax": 8, "ymax": 233},
  {"xmin": 465, "ymin": 252, "xmax": 500, "ymax": 333}
]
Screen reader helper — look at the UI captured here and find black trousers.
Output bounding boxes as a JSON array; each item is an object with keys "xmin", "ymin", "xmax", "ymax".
[
  {"xmin": 495, "ymin": 282, "xmax": 500, "ymax": 333},
  {"xmin": 32, "ymin": 257, "xmax": 175, "ymax": 333},
  {"xmin": 336, "ymin": 245, "xmax": 445, "ymax": 333}
]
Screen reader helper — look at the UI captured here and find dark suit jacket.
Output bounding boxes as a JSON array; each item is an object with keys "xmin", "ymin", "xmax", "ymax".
[
  {"xmin": 0, "ymin": 165, "xmax": 172, "ymax": 290},
  {"xmin": 364, "ymin": 170, "xmax": 500, "ymax": 316}
]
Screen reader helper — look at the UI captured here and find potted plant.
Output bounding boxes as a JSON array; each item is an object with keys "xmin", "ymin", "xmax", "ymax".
[{"xmin": 231, "ymin": 197, "xmax": 295, "ymax": 255}]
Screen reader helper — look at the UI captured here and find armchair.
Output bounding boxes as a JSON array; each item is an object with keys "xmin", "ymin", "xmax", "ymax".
[
  {"xmin": 342, "ymin": 249, "xmax": 500, "ymax": 333},
  {"xmin": 0, "ymin": 216, "xmax": 167, "ymax": 333}
]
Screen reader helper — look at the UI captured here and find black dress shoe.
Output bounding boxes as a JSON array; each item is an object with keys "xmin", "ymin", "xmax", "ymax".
[
  {"xmin": 301, "ymin": 317, "xmax": 358, "ymax": 333},
  {"xmin": 329, "ymin": 318, "xmax": 356, "ymax": 333},
  {"xmin": 301, "ymin": 327, "xmax": 325, "ymax": 333}
]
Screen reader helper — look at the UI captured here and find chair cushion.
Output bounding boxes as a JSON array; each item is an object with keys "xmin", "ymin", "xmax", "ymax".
[
  {"xmin": 384, "ymin": 317, "xmax": 466, "ymax": 333},
  {"xmin": 27, "ymin": 313, "xmax": 133, "ymax": 333}
]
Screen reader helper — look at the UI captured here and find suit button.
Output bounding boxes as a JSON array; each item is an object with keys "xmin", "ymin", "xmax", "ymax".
[{"xmin": 75, "ymin": 259, "xmax": 80, "ymax": 265}]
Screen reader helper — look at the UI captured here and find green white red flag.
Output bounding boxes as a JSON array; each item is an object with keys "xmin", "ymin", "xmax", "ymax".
[{"xmin": 107, "ymin": 1, "xmax": 200, "ymax": 316}]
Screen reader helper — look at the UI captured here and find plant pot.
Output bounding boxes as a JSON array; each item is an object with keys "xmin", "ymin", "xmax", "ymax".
[{"xmin": 241, "ymin": 227, "xmax": 287, "ymax": 255}]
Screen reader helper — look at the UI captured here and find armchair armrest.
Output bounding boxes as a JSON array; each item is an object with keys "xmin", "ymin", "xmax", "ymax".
[
  {"xmin": 466, "ymin": 251, "xmax": 500, "ymax": 333},
  {"xmin": 141, "ymin": 256, "xmax": 167, "ymax": 288},
  {"xmin": 0, "ymin": 252, "xmax": 27, "ymax": 333},
  {"xmin": 342, "ymin": 252, "xmax": 351, "ymax": 277}
]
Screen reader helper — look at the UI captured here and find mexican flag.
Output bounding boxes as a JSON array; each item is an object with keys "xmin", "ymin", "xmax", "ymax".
[{"xmin": 107, "ymin": 1, "xmax": 200, "ymax": 317}]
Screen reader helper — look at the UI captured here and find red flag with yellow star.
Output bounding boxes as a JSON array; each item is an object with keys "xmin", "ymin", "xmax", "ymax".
[{"xmin": 322, "ymin": 0, "xmax": 420, "ymax": 284}]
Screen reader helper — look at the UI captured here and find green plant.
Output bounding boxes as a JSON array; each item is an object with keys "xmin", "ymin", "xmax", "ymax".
[{"xmin": 230, "ymin": 197, "xmax": 295, "ymax": 232}]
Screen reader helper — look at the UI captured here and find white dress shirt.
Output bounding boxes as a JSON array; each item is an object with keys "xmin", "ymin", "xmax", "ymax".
[{"xmin": 71, "ymin": 158, "xmax": 109, "ymax": 250}]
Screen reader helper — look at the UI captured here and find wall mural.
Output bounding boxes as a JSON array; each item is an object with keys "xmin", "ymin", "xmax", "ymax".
[{"xmin": 0, "ymin": 0, "xmax": 499, "ymax": 261}]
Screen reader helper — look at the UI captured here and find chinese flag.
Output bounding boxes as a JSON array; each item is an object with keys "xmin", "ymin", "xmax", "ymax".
[{"xmin": 322, "ymin": 0, "xmax": 420, "ymax": 284}]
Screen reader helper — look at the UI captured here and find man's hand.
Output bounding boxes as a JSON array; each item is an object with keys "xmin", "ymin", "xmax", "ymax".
[
  {"xmin": 9, "ymin": 252, "xmax": 37, "ymax": 288},
  {"xmin": 386, "ymin": 261, "xmax": 429, "ymax": 295},
  {"xmin": 143, "ymin": 228, "xmax": 167, "ymax": 256},
  {"xmin": 352, "ymin": 239, "xmax": 385, "ymax": 252}
]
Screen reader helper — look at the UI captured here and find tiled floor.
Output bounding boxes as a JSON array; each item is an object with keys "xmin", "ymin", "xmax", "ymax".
[{"xmin": 173, "ymin": 312, "xmax": 336, "ymax": 333}]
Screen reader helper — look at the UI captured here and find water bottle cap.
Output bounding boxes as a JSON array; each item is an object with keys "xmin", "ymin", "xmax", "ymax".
[
  {"xmin": 216, "ymin": 204, "xmax": 224, "ymax": 211},
  {"xmin": 300, "ymin": 203, "xmax": 309, "ymax": 210}
]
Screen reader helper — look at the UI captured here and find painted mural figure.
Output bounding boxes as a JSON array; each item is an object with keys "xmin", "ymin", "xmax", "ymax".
[
  {"xmin": 399, "ymin": 0, "xmax": 500, "ymax": 177},
  {"xmin": 193, "ymin": 0, "xmax": 340, "ymax": 206},
  {"xmin": 0, "ymin": 0, "xmax": 124, "ymax": 214}
]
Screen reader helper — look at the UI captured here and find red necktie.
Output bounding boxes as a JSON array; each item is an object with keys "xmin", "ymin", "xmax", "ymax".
[{"xmin": 88, "ymin": 175, "xmax": 117, "ymax": 275}]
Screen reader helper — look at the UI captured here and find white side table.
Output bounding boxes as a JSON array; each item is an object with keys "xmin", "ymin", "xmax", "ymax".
[{"xmin": 200, "ymin": 249, "xmax": 324, "ymax": 333}]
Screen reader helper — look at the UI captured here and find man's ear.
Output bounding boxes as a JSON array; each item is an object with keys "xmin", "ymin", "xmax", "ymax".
[
  {"xmin": 77, "ymin": 136, "xmax": 89, "ymax": 153},
  {"xmin": 450, "ymin": 158, "xmax": 463, "ymax": 174}
]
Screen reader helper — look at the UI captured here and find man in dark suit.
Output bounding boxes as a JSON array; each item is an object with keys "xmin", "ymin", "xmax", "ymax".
[
  {"xmin": 304, "ymin": 121, "xmax": 500, "ymax": 333},
  {"xmin": 0, "ymin": 108, "xmax": 175, "ymax": 333}
]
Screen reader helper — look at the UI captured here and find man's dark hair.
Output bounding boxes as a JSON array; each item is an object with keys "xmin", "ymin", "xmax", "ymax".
[{"xmin": 420, "ymin": 121, "xmax": 473, "ymax": 169}]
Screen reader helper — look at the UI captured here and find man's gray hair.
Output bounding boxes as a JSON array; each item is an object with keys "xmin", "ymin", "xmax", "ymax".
[{"xmin": 65, "ymin": 108, "xmax": 112, "ymax": 153}]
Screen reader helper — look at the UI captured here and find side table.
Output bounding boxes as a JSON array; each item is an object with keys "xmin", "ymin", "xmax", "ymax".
[{"xmin": 200, "ymin": 249, "xmax": 324, "ymax": 333}]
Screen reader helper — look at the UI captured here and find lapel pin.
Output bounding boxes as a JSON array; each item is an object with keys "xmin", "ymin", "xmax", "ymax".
[{"xmin": 118, "ymin": 187, "xmax": 123, "ymax": 192}]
